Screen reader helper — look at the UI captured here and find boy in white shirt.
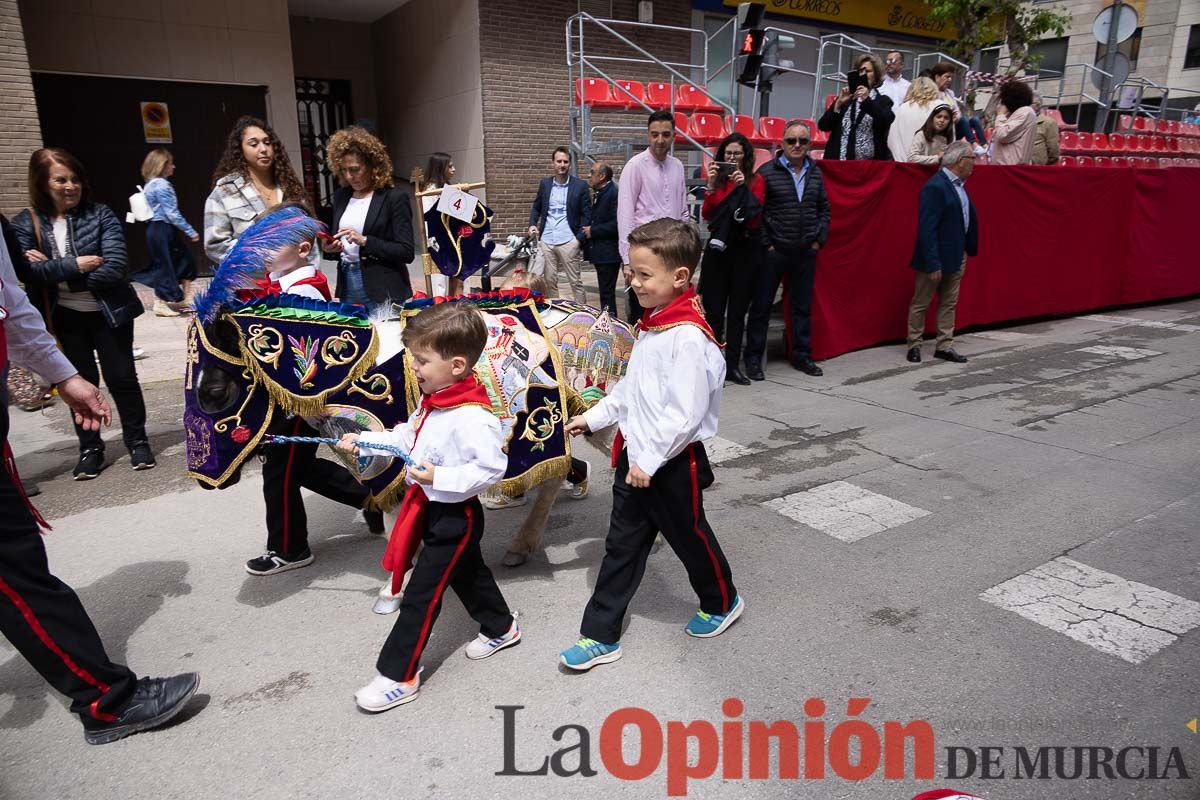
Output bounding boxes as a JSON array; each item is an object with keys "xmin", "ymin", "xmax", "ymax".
[
  {"xmin": 559, "ymin": 218, "xmax": 743, "ymax": 671},
  {"xmin": 336, "ymin": 301, "xmax": 518, "ymax": 711}
]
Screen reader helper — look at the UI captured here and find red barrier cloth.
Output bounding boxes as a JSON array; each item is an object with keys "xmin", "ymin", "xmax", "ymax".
[{"xmin": 806, "ymin": 162, "xmax": 1200, "ymax": 361}]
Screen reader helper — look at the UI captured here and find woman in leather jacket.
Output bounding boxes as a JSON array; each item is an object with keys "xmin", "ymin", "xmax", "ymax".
[{"xmin": 10, "ymin": 148, "xmax": 152, "ymax": 479}]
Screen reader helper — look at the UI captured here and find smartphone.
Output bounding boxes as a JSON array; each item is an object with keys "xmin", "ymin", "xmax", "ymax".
[
  {"xmin": 316, "ymin": 231, "xmax": 339, "ymax": 244},
  {"xmin": 715, "ymin": 161, "xmax": 737, "ymax": 177},
  {"xmin": 847, "ymin": 71, "xmax": 867, "ymax": 93}
]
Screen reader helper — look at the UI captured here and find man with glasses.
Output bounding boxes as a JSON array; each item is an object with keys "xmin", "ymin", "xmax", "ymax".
[
  {"xmin": 745, "ymin": 120, "xmax": 830, "ymax": 378},
  {"xmin": 906, "ymin": 141, "xmax": 978, "ymax": 365},
  {"xmin": 880, "ymin": 51, "xmax": 911, "ymax": 108}
]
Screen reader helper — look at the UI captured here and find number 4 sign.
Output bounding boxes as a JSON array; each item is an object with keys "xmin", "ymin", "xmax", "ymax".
[{"xmin": 436, "ymin": 184, "xmax": 479, "ymax": 224}]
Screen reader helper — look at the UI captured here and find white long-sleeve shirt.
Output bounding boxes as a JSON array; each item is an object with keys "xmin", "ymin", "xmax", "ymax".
[
  {"xmin": 0, "ymin": 234, "xmax": 77, "ymax": 385},
  {"xmin": 582, "ymin": 322, "xmax": 724, "ymax": 477},
  {"xmin": 356, "ymin": 403, "xmax": 507, "ymax": 504}
]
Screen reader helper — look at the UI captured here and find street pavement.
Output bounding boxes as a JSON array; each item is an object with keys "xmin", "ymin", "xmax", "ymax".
[{"xmin": 1, "ymin": 293, "xmax": 1198, "ymax": 800}]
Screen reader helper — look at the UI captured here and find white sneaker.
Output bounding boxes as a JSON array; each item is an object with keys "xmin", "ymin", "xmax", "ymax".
[
  {"xmin": 480, "ymin": 491, "xmax": 527, "ymax": 510},
  {"xmin": 355, "ymin": 669, "xmax": 421, "ymax": 712},
  {"xmin": 132, "ymin": 347, "xmax": 147, "ymax": 361},
  {"xmin": 465, "ymin": 618, "xmax": 521, "ymax": 660},
  {"xmin": 563, "ymin": 460, "xmax": 590, "ymax": 500}
]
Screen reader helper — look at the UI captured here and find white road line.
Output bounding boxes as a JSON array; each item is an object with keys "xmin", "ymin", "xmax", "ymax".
[
  {"xmin": 980, "ymin": 557, "xmax": 1200, "ymax": 664},
  {"xmin": 1082, "ymin": 314, "xmax": 1200, "ymax": 333},
  {"xmin": 764, "ymin": 481, "xmax": 931, "ymax": 542},
  {"xmin": 965, "ymin": 330, "xmax": 1035, "ymax": 341},
  {"xmin": 1076, "ymin": 345, "xmax": 1163, "ymax": 360},
  {"xmin": 704, "ymin": 436, "xmax": 758, "ymax": 464}
]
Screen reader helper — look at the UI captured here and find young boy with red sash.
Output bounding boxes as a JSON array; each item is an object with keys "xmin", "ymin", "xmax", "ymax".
[
  {"xmin": 337, "ymin": 300, "xmax": 518, "ymax": 711},
  {"xmin": 560, "ymin": 218, "xmax": 743, "ymax": 671}
]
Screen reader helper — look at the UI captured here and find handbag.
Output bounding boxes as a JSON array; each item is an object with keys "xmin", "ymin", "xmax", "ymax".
[{"xmin": 126, "ymin": 185, "xmax": 154, "ymax": 223}]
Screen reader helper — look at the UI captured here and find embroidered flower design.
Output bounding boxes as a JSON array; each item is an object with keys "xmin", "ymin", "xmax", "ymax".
[
  {"xmin": 231, "ymin": 426, "xmax": 251, "ymax": 444},
  {"xmin": 458, "ymin": 224, "xmax": 474, "ymax": 238}
]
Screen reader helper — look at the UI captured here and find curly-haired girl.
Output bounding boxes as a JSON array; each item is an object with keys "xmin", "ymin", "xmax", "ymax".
[
  {"xmin": 203, "ymin": 116, "xmax": 309, "ymax": 266},
  {"xmin": 320, "ymin": 126, "xmax": 415, "ymax": 311}
]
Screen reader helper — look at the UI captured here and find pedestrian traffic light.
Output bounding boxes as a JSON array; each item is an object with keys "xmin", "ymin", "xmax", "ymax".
[{"xmin": 737, "ymin": 2, "xmax": 767, "ymax": 86}]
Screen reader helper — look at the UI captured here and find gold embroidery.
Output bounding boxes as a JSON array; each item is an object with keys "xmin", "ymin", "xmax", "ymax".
[
  {"xmin": 520, "ymin": 397, "xmax": 563, "ymax": 452},
  {"xmin": 321, "ymin": 330, "xmax": 361, "ymax": 367},
  {"xmin": 348, "ymin": 372, "xmax": 393, "ymax": 404},
  {"xmin": 246, "ymin": 324, "xmax": 284, "ymax": 367}
]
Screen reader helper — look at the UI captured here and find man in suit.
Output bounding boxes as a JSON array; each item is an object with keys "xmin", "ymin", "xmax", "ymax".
[
  {"xmin": 528, "ymin": 147, "xmax": 591, "ymax": 302},
  {"xmin": 907, "ymin": 140, "xmax": 978, "ymax": 364},
  {"xmin": 582, "ymin": 160, "xmax": 619, "ymax": 315}
]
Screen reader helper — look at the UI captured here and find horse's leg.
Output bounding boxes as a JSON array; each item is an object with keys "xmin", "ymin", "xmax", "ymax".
[{"xmin": 503, "ymin": 480, "xmax": 559, "ymax": 567}]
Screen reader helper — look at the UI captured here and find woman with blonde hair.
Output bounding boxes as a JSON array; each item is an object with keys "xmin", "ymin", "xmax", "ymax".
[
  {"xmin": 888, "ymin": 76, "xmax": 943, "ymax": 161},
  {"xmin": 321, "ymin": 126, "xmax": 414, "ymax": 311},
  {"xmin": 132, "ymin": 148, "xmax": 198, "ymax": 316},
  {"xmin": 818, "ymin": 52, "xmax": 895, "ymax": 160}
]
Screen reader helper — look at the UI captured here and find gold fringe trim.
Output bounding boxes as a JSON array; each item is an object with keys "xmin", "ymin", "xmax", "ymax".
[
  {"xmin": 186, "ymin": 401, "xmax": 277, "ymax": 488},
  {"xmin": 366, "ymin": 468, "xmax": 410, "ymax": 512},
  {"xmin": 235, "ymin": 325, "xmax": 381, "ymax": 418},
  {"xmin": 565, "ymin": 389, "xmax": 590, "ymax": 418},
  {"xmin": 422, "ymin": 252, "xmax": 439, "ymax": 276},
  {"xmin": 498, "ymin": 454, "xmax": 570, "ymax": 497}
]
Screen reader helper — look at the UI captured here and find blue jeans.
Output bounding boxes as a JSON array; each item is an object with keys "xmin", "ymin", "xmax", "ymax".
[
  {"xmin": 133, "ymin": 221, "xmax": 195, "ymax": 302},
  {"xmin": 956, "ymin": 116, "xmax": 987, "ymax": 145},
  {"xmin": 337, "ymin": 260, "xmax": 371, "ymax": 307}
]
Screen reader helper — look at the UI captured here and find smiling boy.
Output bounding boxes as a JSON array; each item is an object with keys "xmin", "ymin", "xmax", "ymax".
[{"xmin": 559, "ymin": 218, "xmax": 744, "ymax": 671}]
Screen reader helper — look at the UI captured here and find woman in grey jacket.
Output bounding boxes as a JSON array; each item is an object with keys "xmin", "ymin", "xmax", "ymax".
[{"xmin": 10, "ymin": 148, "xmax": 152, "ymax": 479}]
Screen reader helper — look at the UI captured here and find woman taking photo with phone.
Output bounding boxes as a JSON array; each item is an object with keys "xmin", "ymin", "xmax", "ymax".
[
  {"xmin": 204, "ymin": 116, "xmax": 308, "ymax": 266},
  {"xmin": 819, "ymin": 53, "xmax": 895, "ymax": 161},
  {"xmin": 321, "ymin": 126, "xmax": 414, "ymax": 311},
  {"xmin": 700, "ymin": 132, "xmax": 764, "ymax": 385},
  {"xmin": 11, "ymin": 148, "xmax": 152, "ymax": 479}
]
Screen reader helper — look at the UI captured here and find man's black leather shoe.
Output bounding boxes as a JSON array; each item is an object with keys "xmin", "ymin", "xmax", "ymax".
[
  {"xmin": 792, "ymin": 357, "xmax": 824, "ymax": 377},
  {"xmin": 745, "ymin": 361, "xmax": 765, "ymax": 381},
  {"xmin": 906, "ymin": 346, "xmax": 921, "ymax": 363},
  {"xmin": 82, "ymin": 673, "xmax": 200, "ymax": 745},
  {"xmin": 933, "ymin": 348, "xmax": 968, "ymax": 364},
  {"xmin": 726, "ymin": 366, "xmax": 752, "ymax": 385}
]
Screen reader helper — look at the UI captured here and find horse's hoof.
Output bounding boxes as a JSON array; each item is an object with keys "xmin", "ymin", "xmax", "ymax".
[
  {"xmin": 373, "ymin": 595, "xmax": 402, "ymax": 615},
  {"xmin": 502, "ymin": 550, "xmax": 528, "ymax": 567}
]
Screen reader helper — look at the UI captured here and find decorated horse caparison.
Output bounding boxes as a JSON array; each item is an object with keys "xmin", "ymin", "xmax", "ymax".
[{"xmin": 184, "ymin": 287, "xmax": 635, "ymax": 588}]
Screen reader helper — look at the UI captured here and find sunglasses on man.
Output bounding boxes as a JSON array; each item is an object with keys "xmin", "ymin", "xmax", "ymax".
[{"xmin": 784, "ymin": 137, "xmax": 811, "ymax": 146}]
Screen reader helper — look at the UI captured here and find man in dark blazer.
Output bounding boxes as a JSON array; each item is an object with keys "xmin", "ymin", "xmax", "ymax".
[
  {"xmin": 528, "ymin": 147, "xmax": 591, "ymax": 302},
  {"xmin": 907, "ymin": 140, "xmax": 978, "ymax": 364},
  {"xmin": 583, "ymin": 160, "xmax": 619, "ymax": 315},
  {"xmin": 328, "ymin": 182, "xmax": 415, "ymax": 311}
]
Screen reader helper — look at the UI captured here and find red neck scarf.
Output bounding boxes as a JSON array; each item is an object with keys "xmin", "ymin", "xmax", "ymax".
[
  {"xmin": 381, "ymin": 374, "xmax": 493, "ymax": 592},
  {"xmin": 636, "ymin": 286, "xmax": 722, "ymax": 348},
  {"xmin": 236, "ymin": 272, "xmax": 332, "ymax": 303}
]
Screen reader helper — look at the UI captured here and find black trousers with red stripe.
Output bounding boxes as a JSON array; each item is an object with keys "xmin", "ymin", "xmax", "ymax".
[
  {"xmin": 377, "ymin": 498, "xmax": 512, "ymax": 682},
  {"xmin": 0, "ymin": 403, "xmax": 137, "ymax": 722},
  {"xmin": 580, "ymin": 443, "xmax": 737, "ymax": 644},
  {"xmin": 263, "ymin": 416, "xmax": 371, "ymax": 557}
]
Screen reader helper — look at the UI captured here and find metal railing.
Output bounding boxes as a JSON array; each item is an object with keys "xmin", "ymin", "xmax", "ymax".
[{"xmin": 566, "ymin": 12, "xmax": 733, "ymax": 162}]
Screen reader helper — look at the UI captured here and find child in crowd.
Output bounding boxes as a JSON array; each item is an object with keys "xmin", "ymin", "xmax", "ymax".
[
  {"xmin": 336, "ymin": 301, "xmax": 518, "ymax": 711},
  {"xmin": 560, "ymin": 218, "xmax": 743, "ymax": 671},
  {"xmin": 234, "ymin": 203, "xmax": 331, "ymax": 304}
]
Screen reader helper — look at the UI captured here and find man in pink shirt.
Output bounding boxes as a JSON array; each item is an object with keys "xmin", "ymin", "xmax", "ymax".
[{"xmin": 616, "ymin": 110, "xmax": 690, "ymax": 322}]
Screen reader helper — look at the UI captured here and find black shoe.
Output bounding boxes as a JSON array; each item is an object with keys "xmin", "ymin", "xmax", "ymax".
[
  {"xmin": 745, "ymin": 361, "xmax": 765, "ymax": 381},
  {"xmin": 792, "ymin": 357, "xmax": 824, "ymax": 377},
  {"xmin": 906, "ymin": 346, "xmax": 921, "ymax": 363},
  {"xmin": 934, "ymin": 348, "xmax": 968, "ymax": 364},
  {"xmin": 363, "ymin": 509, "xmax": 385, "ymax": 534},
  {"xmin": 245, "ymin": 549, "xmax": 314, "ymax": 576},
  {"xmin": 82, "ymin": 673, "xmax": 200, "ymax": 745},
  {"xmin": 73, "ymin": 448, "xmax": 105, "ymax": 481},
  {"xmin": 726, "ymin": 366, "xmax": 752, "ymax": 386},
  {"xmin": 130, "ymin": 441, "xmax": 156, "ymax": 471}
]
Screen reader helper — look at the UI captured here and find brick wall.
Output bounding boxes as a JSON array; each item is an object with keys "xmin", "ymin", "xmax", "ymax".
[
  {"xmin": 0, "ymin": 0, "xmax": 41, "ymax": 217},
  {"xmin": 478, "ymin": 0, "xmax": 695, "ymax": 239}
]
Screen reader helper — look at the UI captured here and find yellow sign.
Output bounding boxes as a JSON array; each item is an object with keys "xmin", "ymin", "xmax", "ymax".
[
  {"xmin": 724, "ymin": 0, "xmax": 955, "ymax": 40},
  {"xmin": 140, "ymin": 101, "xmax": 172, "ymax": 144},
  {"xmin": 1188, "ymin": 718, "xmax": 1197, "ymax": 734},
  {"xmin": 1102, "ymin": 0, "xmax": 1145, "ymax": 25}
]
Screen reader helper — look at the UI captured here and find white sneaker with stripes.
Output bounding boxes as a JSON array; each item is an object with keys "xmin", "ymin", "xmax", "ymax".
[
  {"xmin": 465, "ymin": 618, "xmax": 521, "ymax": 660},
  {"xmin": 354, "ymin": 668, "xmax": 422, "ymax": 713}
]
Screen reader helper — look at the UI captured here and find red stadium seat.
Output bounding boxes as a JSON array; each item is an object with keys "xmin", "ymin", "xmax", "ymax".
[
  {"xmin": 811, "ymin": 149, "xmax": 825, "ymax": 160},
  {"xmin": 1152, "ymin": 135, "xmax": 1167, "ymax": 153},
  {"xmin": 1092, "ymin": 133, "xmax": 1109, "ymax": 150},
  {"xmin": 1133, "ymin": 116, "xmax": 1151, "ymax": 131},
  {"xmin": 1094, "ymin": 156, "xmax": 1111, "ymax": 166},
  {"xmin": 576, "ymin": 78, "xmax": 621, "ymax": 108},
  {"xmin": 753, "ymin": 148, "xmax": 773, "ymax": 170},
  {"xmin": 690, "ymin": 112, "xmax": 726, "ymax": 145},
  {"xmin": 646, "ymin": 82, "xmax": 674, "ymax": 110},
  {"xmin": 799, "ymin": 118, "xmax": 827, "ymax": 145},
  {"xmin": 758, "ymin": 116, "xmax": 786, "ymax": 144},
  {"xmin": 612, "ymin": 80, "xmax": 647, "ymax": 110},
  {"xmin": 1060, "ymin": 131, "xmax": 1078, "ymax": 152},
  {"xmin": 825, "ymin": 94, "xmax": 838, "ymax": 110},
  {"xmin": 677, "ymin": 84, "xmax": 719, "ymax": 112},
  {"xmin": 1078, "ymin": 132, "xmax": 1094, "ymax": 151},
  {"xmin": 1168, "ymin": 120, "xmax": 1181, "ymax": 135},
  {"xmin": 1077, "ymin": 156, "xmax": 1094, "ymax": 166},
  {"xmin": 1109, "ymin": 133, "xmax": 1126, "ymax": 150},
  {"xmin": 1136, "ymin": 136, "xmax": 1154, "ymax": 151},
  {"xmin": 1109, "ymin": 156, "xmax": 1127, "ymax": 167},
  {"xmin": 1167, "ymin": 137, "xmax": 1180, "ymax": 153},
  {"xmin": 1141, "ymin": 157, "xmax": 1159, "ymax": 167},
  {"xmin": 673, "ymin": 112, "xmax": 691, "ymax": 144},
  {"xmin": 1188, "ymin": 159, "xmax": 1200, "ymax": 167},
  {"xmin": 726, "ymin": 114, "xmax": 759, "ymax": 142},
  {"xmin": 1118, "ymin": 114, "xmax": 1133, "ymax": 130},
  {"xmin": 1059, "ymin": 155, "xmax": 1076, "ymax": 166},
  {"xmin": 1155, "ymin": 119, "xmax": 1170, "ymax": 133}
]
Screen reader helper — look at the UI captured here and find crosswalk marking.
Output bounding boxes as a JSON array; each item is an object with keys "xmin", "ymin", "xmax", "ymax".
[
  {"xmin": 1082, "ymin": 314, "xmax": 1200, "ymax": 333},
  {"xmin": 704, "ymin": 436, "xmax": 758, "ymax": 464},
  {"xmin": 764, "ymin": 481, "xmax": 931, "ymax": 542},
  {"xmin": 1076, "ymin": 345, "xmax": 1163, "ymax": 360},
  {"xmin": 965, "ymin": 330, "xmax": 1035, "ymax": 342},
  {"xmin": 981, "ymin": 557, "xmax": 1200, "ymax": 664}
]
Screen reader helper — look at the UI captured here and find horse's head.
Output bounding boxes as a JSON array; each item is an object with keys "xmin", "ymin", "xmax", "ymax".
[{"xmin": 184, "ymin": 315, "xmax": 272, "ymax": 489}]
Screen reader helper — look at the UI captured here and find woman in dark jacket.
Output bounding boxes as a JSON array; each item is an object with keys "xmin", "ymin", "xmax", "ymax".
[
  {"xmin": 321, "ymin": 126, "xmax": 415, "ymax": 313},
  {"xmin": 11, "ymin": 147, "xmax": 152, "ymax": 479},
  {"xmin": 819, "ymin": 53, "xmax": 895, "ymax": 161},
  {"xmin": 700, "ymin": 132, "xmax": 765, "ymax": 385}
]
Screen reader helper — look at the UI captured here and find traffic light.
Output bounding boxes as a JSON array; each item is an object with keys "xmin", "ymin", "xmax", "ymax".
[{"xmin": 737, "ymin": 2, "xmax": 767, "ymax": 86}]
